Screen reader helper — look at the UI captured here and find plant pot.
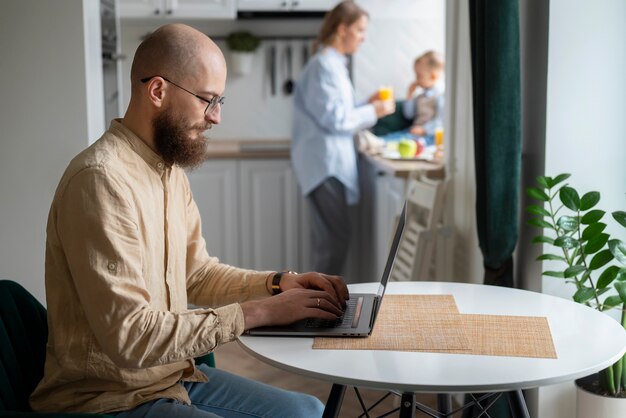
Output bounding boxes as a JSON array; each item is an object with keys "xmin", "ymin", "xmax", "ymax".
[
  {"xmin": 576, "ymin": 374, "xmax": 626, "ymax": 418},
  {"xmin": 230, "ymin": 51, "xmax": 255, "ymax": 76}
]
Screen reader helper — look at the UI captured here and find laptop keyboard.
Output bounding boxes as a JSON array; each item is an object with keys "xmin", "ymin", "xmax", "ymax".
[{"xmin": 305, "ymin": 297, "xmax": 360, "ymax": 329}]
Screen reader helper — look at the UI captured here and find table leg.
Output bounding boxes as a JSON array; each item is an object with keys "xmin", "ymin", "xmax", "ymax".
[
  {"xmin": 399, "ymin": 392, "xmax": 415, "ymax": 418},
  {"xmin": 437, "ymin": 394, "xmax": 452, "ymax": 416},
  {"xmin": 322, "ymin": 384, "xmax": 346, "ymax": 418},
  {"xmin": 508, "ymin": 390, "xmax": 530, "ymax": 418}
]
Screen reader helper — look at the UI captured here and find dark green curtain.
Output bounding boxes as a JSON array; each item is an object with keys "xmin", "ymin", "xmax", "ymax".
[
  {"xmin": 470, "ymin": 0, "xmax": 522, "ymax": 288},
  {"xmin": 463, "ymin": 0, "xmax": 522, "ymax": 417}
]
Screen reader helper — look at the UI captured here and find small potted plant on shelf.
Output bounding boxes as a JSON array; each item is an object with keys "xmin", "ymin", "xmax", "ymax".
[
  {"xmin": 527, "ymin": 173, "xmax": 626, "ymax": 417},
  {"xmin": 226, "ymin": 31, "xmax": 261, "ymax": 76}
]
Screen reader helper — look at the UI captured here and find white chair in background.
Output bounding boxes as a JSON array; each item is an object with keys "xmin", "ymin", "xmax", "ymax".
[{"xmin": 391, "ymin": 174, "xmax": 450, "ymax": 282}]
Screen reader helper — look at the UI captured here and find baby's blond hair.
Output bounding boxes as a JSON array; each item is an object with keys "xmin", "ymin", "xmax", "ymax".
[{"xmin": 415, "ymin": 50, "xmax": 445, "ymax": 72}]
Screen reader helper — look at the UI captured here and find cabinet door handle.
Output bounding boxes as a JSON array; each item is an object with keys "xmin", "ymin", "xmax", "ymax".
[
  {"xmin": 154, "ymin": 8, "xmax": 161, "ymax": 15},
  {"xmin": 166, "ymin": 9, "xmax": 173, "ymax": 15},
  {"xmin": 280, "ymin": 1, "xmax": 288, "ymax": 7},
  {"xmin": 292, "ymin": 0, "xmax": 299, "ymax": 6}
]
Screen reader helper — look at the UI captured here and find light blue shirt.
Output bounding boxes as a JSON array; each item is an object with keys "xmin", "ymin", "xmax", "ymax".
[{"xmin": 291, "ymin": 47, "xmax": 377, "ymax": 205}]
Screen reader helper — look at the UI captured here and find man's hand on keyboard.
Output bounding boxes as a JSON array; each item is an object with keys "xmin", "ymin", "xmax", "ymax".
[
  {"xmin": 241, "ymin": 289, "xmax": 344, "ymax": 330},
  {"xmin": 280, "ymin": 272, "xmax": 349, "ymax": 308}
]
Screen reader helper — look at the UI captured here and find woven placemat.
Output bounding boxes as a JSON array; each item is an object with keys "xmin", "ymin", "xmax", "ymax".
[
  {"xmin": 313, "ymin": 294, "xmax": 470, "ymax": 351},
  {"xmin": 313, "ymin": 295, "xmax": 557, "ymax": 359},
  {"xmin": 459, "ymin": 314, "xmax": 557, "ymax": 359}
]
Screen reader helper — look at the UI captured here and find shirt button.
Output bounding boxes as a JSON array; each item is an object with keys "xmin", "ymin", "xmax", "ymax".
[
  {"xmin": 107, "ymin": 262, "xmax": 117, "ymax": 271},
  {"xmin": 157, "ymin": 162, "xmax": 164, "ymax": 169}
]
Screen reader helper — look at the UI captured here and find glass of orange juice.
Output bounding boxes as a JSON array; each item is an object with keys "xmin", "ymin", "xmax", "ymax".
[
  {"xmin": 378, "ymin": 86, "xmax": 394, "ymax": 101},
  {"xmin": 434, "ymin": 127, "xmax": 444, "ymax": 146}
]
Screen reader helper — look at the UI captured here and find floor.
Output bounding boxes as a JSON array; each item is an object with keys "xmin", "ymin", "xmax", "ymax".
[{"xmin": 214, "ymin": 341, "xmax": 444, "ymax": 418}]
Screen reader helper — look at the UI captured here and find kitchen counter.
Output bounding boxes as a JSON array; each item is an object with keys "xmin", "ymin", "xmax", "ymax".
[
  {"xmin": 206, "ymin": 139, "xmax": 290, "ymax": 159},
  {"xmin": 360, "ymin": 152, "xmax": 445, "ymax": 179},
  {"xmin": 205, "ymin": 139, "xmax": 445, "ymax": 179}
]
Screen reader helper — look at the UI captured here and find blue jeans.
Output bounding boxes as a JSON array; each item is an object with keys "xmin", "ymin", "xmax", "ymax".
[{"xmin": 112, "ymin": 364, "xmax": 324, "ymax": 418}]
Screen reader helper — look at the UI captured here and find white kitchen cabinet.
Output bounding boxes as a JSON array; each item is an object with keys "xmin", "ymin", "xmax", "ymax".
[
  {"xmin": 238, "ymin": 159, "xmax": 300, "ymax": 271},
  {"xmin": 188, "ymin": 158, "xmax": 303, "ymax": 272},
  {"xmin": 237, "ymin": 0, "xmax": 339, "ymax": 12},
  {"xmin": 187, "ymin": 160, "xmax": 240, "ymax": 266},
  {"xmin": 120, "ymin": 0, "xmax": 236, "ymax": 19}
]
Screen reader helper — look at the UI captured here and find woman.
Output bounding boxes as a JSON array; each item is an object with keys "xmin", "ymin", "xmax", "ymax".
[{"xmin": 291, "ymin": 0, "xmax": 395, "ymax": 276}]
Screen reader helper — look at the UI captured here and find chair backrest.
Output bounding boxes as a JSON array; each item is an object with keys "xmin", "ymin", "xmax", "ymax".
[
  {"xmin": 0, "ymin": 280, "xmax": 48, "ymax": 412},
  {"xmin": 391, "ymin": 176, "xmax": 448, "ymax": 281}
]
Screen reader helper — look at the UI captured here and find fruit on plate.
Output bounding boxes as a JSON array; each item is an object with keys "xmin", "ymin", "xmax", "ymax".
[{"xmin": 398, "ymin": 139, "xmax": 418, "ymax": 158}]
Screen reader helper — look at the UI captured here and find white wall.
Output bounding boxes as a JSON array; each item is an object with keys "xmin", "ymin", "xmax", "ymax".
[
  {"xmin": 0, "ymin": 0, "xmax": 104, "ymax": 304},
  {"xmin": 538, "ymin": 1, "xmax": 626, "ymax": 417}
]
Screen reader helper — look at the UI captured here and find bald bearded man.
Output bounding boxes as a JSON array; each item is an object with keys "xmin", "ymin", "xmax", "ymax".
[{"xmin": 30, "ymin": 24, "xmax": 348, "ymax": 418}]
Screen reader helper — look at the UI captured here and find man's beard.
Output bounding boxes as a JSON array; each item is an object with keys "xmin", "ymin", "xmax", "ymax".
[{"xmin": 152, "ymin": 110, "xmax": 210, "ymax": 170}]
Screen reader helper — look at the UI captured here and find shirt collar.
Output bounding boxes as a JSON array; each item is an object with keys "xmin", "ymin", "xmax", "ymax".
[
  {"xmin": 109, "ymin": 119, "xmax": 167, "ymax": 171},
  {"xmin": 324, "ymin": 46, "xmax": 349, "ymax": 66}
]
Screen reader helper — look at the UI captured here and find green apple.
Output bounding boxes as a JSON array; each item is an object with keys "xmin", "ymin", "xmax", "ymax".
[{"xmin": 398, "ymin": 139, "xmax": 418, "ymax": 158}]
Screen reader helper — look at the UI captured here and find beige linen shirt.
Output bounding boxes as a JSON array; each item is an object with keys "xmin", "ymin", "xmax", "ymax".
[{"xmin": 30, "ymin": 120, "xmax": 272, "ymax": 414}]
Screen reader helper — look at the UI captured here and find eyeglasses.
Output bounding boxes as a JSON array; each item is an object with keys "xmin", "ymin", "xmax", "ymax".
[{"xmin": 140, "ymin": 75, "xmax": 225, "ymax": 115}]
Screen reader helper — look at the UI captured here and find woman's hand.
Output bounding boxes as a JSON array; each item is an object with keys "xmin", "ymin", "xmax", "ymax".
[{"xmin": 372, "ymin": 99, "xmax": 396, "ymax": 118}]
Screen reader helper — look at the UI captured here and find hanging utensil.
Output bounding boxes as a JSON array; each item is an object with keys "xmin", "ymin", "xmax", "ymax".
[
  {"xmin": 283, "ymin": 43, "xmax": 294, "ymax": 95},
  {"xmin": 269, "ymin": 43, "xmax": 276, "ymax": 96},
  {"xmin": 302, "ymin": 40, "xmax": 309, "ymax": 65},
  {"xmin": 265, "ymin": 43, "xmax": 276, "ymax": 96}
]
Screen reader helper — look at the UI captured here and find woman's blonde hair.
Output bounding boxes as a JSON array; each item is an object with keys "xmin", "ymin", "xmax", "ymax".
[{"xmin": 312, "ymin": 1, "xmax": 369, "ymax": 53}]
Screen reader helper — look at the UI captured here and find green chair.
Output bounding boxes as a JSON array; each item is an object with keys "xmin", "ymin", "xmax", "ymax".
[
  {"xmin": 371, "ymin": 99, "xmax": 413, "ymax": 136},
  {"xmin": 0, "ymin": 280, "xmax": 214, "ymax": 417}
]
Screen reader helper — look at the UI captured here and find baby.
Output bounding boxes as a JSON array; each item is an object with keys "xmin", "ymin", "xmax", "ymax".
[{"xmin": 402, "ymin": 50, "xmax": 445, "ymax": 145}]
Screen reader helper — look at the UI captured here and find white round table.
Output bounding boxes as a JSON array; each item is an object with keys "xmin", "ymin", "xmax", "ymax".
[{"xmin": 239, "ymin": 282, "xmax": 626, "ymax": 417}]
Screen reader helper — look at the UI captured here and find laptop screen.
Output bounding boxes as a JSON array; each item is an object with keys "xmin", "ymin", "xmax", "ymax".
[{"xmin": 372, "ymin": 202, "xmax": 407, "ymax": 323}]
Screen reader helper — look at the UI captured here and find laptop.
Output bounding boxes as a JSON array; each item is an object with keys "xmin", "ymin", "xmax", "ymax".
[{"xmin": 246, "ymin": 202, "xmax": 406, "ymax": 337}]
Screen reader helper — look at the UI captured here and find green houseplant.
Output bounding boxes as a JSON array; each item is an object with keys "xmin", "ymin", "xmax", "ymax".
[
  {"xmin": 527, "ymin": 173, "xmax": 626, "ymax": 400},
  {"xmin": 226, "ymin": 31, "xmax": 261, "ymax": 76}
]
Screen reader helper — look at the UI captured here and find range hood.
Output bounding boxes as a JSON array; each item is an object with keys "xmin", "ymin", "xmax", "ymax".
[
  {"xmin": 237, "ymin": 0, "xmax": 334, "ymax": 19},
  {"xmin": 237, "ymin": 10, "xmax": 325, "ymax": 19}
]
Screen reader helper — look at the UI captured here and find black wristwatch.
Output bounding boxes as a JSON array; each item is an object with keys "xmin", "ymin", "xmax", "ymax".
[{"xmin": 271, "ymin": 271, "xmax": 297, "ymax": 295}]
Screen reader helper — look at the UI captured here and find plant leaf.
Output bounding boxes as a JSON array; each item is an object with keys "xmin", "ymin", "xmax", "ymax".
[
  {"xmin": 537, "ymin": 254, "xmax": 567, "ymax": 262},
  {"xmin": 564, "ymin": 265, "xmax": 586, "ymax": 278},
  {"xmin": 527, "ymin": 187, "xmax": 550, "ymax": 202},
  {"xmin": 560, "ymin": 186, "xmax": 580, "ymax": 211},
  {"xmin": 616, "ymin": 268, "xmax": 626, "ymax": 281},
  {"xmin": 589, "ymin": 249, "xmax": 614, "ymax": 270},
  {"xmin": 597, "ymin": 266, "xmax": 620, "ymax": 289},
  {"xmin": 554, "ymin": 236, "xmax": 579, "ymax": 249},
  {"xmin": 612, "ymin": 211, "xmax": 626, "ymax": 228},
  {"xmin": 557, "ymin": 216, "xmax": 578, "ymax": 232},
  {"xmin": 580, "ymin": 191, "xmax": 600, "ymax": 211},
  {"xmin": 552, "ymin": 173, "xmax": 571, "ymax": 187},
  {"xmin": 584, "ymin": 233, "xmax": 609, "ymax": 254},
  {"xmin": 528, "ymin": 218, "xmax": 554, "ymax": 230},
  {"xmin": 608, "ymin": 239, "xmax": 626, "ymax": 265},
  {"xmin": 543, "ymin": 271, "xmax": 565, "ymax": 278},
  {"xmin": 536, "ymin": 176, "xmax": 550, "ymax": 189},
  {"xmin": 526, "ymin": 204, "xmax": 550, "ymax": 217},
  {"xmin": 615, "ymin": 282, "xmax": 626, "ymax": 304},
  {"xmin": 603, "ymin": 295, "xmax": 623, "ymax": 309},
  {"xmin": 582, "ymin": 223, "xmax": 607, "ymax": 241},
  {"xmin": 573, "ymin": 287, "xmax": 595, "ymax": 303},
  {"xmin": 581, "ymin": 210, "xmax": 605, "ymax": 225},
  {"xmin": 532, "ymin": 235, "xmax": 554, "ymax": 244}
]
